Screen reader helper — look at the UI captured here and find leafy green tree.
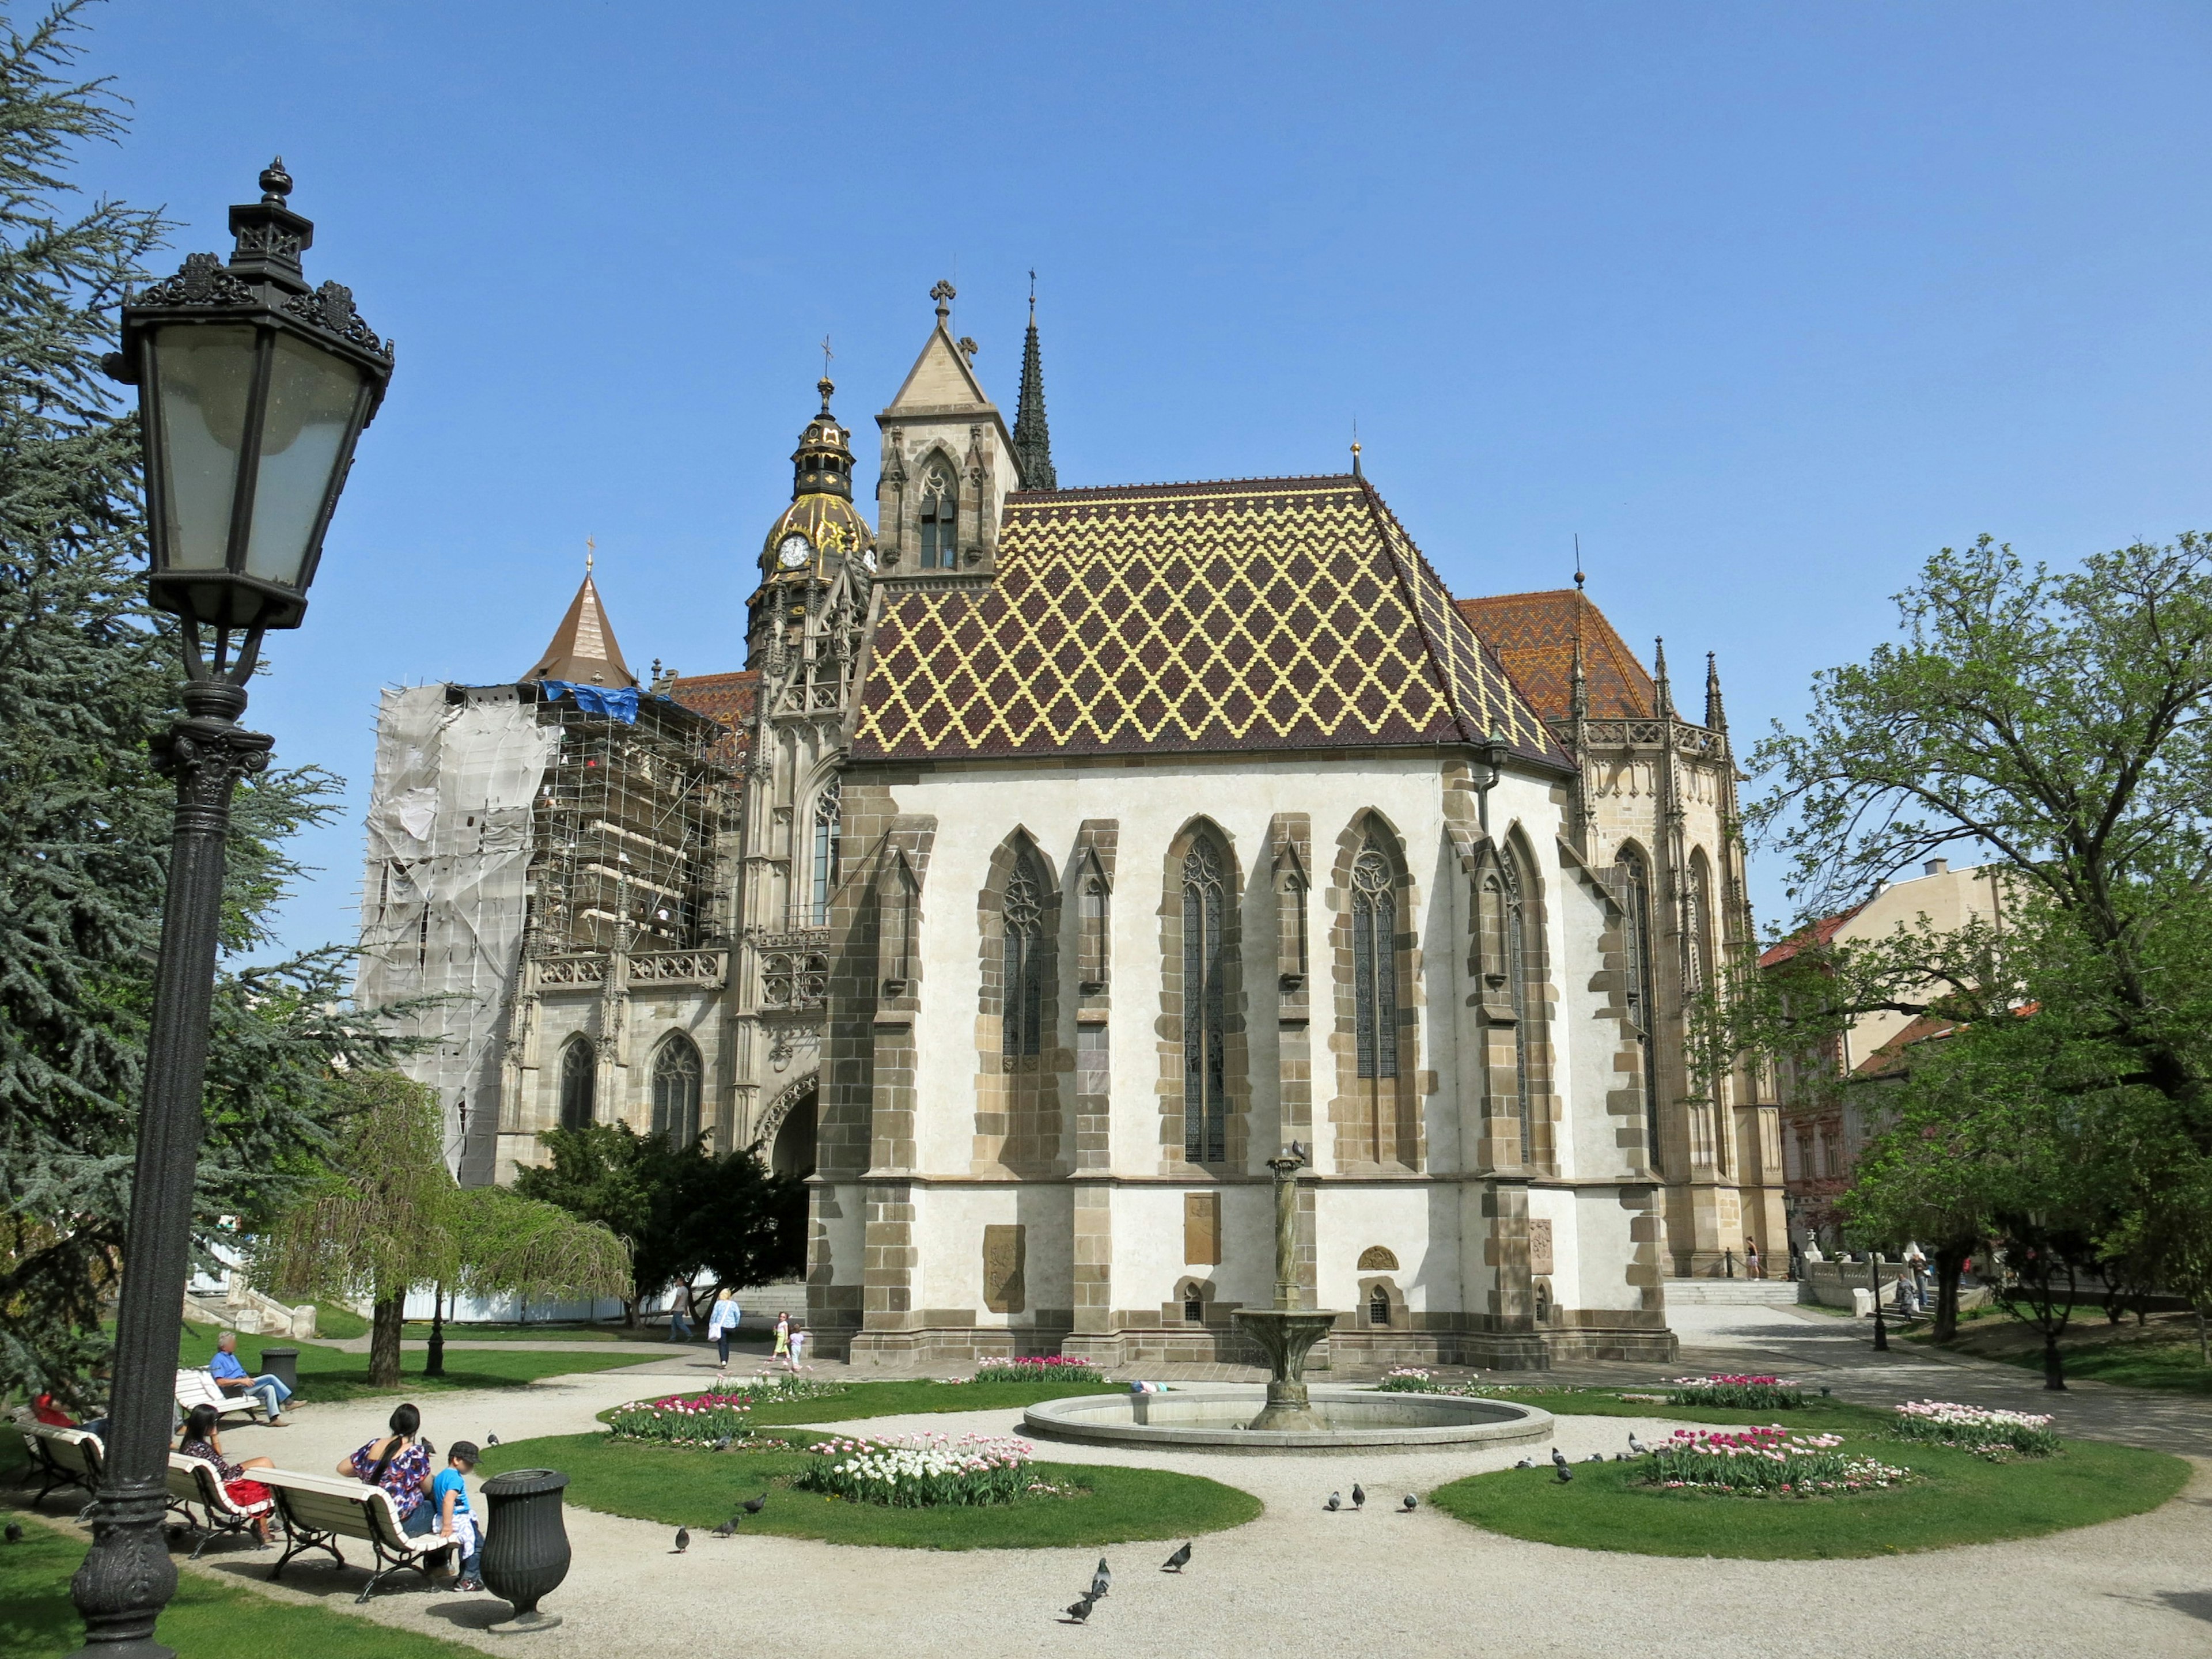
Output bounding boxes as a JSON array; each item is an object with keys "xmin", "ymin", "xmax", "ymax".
[
  {"xmin": 255, "ymin": 1071, "xmax": 630, "ymax": 1384},
  {"xmin": 516, "ymin": 1123, "xmax": 803, "ymax": 1325},
  {"xmin": 0, "ymin": 1, "xmax": 382, "ymax": 1407}
]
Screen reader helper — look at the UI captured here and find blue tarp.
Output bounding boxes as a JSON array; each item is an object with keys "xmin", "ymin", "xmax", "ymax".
[{"xmin": 540, "ymin": 680, "xmax": 641, "ymax": 724}]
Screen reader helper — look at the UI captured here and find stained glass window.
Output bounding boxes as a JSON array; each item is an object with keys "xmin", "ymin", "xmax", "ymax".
[{"xmin": 1181, "ymin": 836, "xmax": 1228, "ymax": 1162}]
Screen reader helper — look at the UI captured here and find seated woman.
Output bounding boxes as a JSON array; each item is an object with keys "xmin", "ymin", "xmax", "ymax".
[
  {"xmin": 176, "ymin": 1404, "xmax": 276, "ymax": 1546},
  {"xmin": 339, "ymin": 1402, "xmax": 439, "ymax": 1539}
]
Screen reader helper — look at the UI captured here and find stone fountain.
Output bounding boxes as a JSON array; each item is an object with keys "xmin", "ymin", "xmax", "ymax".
[{"xmin": 1229, "ymin": 1146, "xmax": 1339, "ymax": 1431}]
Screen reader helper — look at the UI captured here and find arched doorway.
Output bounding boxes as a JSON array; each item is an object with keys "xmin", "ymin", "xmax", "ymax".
[{"xmin": 763, "ymin": 1080, "xmax": 817, "ymax": 1271}]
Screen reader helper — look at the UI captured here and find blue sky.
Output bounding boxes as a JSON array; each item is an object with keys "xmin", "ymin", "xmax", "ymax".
[{"xmin": 73, "ymin": 1, "xmax": 2212, "ymax": 949}]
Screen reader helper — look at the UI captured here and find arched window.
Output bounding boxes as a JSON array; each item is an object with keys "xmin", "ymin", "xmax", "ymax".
[
  {"xmin": 558, "ymin": 1038, "xmax": 596, "ymax": 1131},
  {"xmin": 810, "ymin": 780, "xmax": 840, "ymax": 927},
  {"xmin": 1368, "ymin": 1286, "xmax": 1393, "ymax": 1326},
  {"xmin": 1501, "ymin": 850, "xmax": 1536, "ymax": 1163},
  {"xmin": 1687, "ymin": 851, "xmax": 1715, "ymax": 997},
  {"xmin": 1181, "ymin": 834, "xmax": 1229, "ymax": 1164},
  {"xmin": 1183, "ymin": 1287, "xmax": 1205, "ymax": 1324},
  {"xmin": 919, "ymin": 467, "xmax": 957, "ymax": 569},
  {"xmin": 1002, "ymin": 847, "xmax": 1046, "ymax": 1058},
  {"xmin": 650, "ymin": 1034, "xmax": 702, "ymax": 1146},
  {"xmin": 1351, "ymin": 836, "xmax": 1400, "ymax": 1164},
  {"xmin": 1618, "ymin": 846, "xmax": 1661, "ymax": 1169}
]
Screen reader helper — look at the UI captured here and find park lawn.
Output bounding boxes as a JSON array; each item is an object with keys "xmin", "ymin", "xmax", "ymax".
[
  {"xmin": 1431, "ymin": 1435, "xmax": 2186, "ymax": 1558},
  {"xmin": 390, "ymin": 1321, "xmax": 634, "ymax": 1344},
  {"xmin": 737, "ymin": 1377, "xmax": 1131, "ymax": 1426},
  {"xmin": 478, "ymin": 1431, "xmax": 1260, "ymax": 1550},
  {"xmin": 177, "ymin": 1323, "xmax": 652, "ymax": 1403},
  {"xmin": 2043, "ymin": 1336, "xmax": 2212, "ymax": 1395},
  {"xmin": 1905, "ymin": 1310, "xmax": 2212, "ymax": 1397},
  {"xmin": 0, "ymin": 1516, "xmax": 480, "ymax": 1659}
]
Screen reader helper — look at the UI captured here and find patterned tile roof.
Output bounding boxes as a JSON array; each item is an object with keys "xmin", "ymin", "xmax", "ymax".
[
  {"xmin": 1455, "ymin": 589, "xmax": 1656, "ymax": 724},
  {"xmin": 852, "ymin": 476, "xmax": 1562, "ymax": 765},
  {"xmin": 668, "ymin": 669, "xmax": 757, "ymax": 764}
]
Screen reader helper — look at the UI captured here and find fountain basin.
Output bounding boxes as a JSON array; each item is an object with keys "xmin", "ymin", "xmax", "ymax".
[{"xmin": 1022, "ymin": 1384, "xmax": 1552, "ymax": 1454}]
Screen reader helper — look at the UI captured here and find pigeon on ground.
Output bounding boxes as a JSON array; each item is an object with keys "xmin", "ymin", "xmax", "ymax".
[
  {"xmin": 1514, "ymin": 1456, "xmax": 1535, "ymax": 1469},
  {"xmin": 1162, "ymin": 1541, "xmax": 1191, "ymax": 1572},
  {"xmin": 1551, "ymin": 1447, "xmax": 1574, "ymax": 1484},
  {"xmin": 484, "ymin": 1433, "xmax": 499, "ymax": 1447},
  {"xmin": 673, "ymin": 1527, "xmax": 690, "ymax": 1554},
  {"xmin": 741, "ymin": 1491, "xmax": 768, "ymax": 1515},
  {"xmin": 1351, "ymin": 1482, "xmax": 1366, "ymax": 1510},
  {"xmin": 713, "ymin": 1435, "xmax": 735, "ymax": 1453},
  {"xmin": 1090, "ymin": 1558, "xmax": 1111, "ymax": 1599},
  {"xmin": 6, "ymin": 1522, "xmax": 22, "ymax": 1543},
  {"xmin": 1585, "ymin": 1452, "xmax": 1605, "ymax": 1463},
  {"xmin": 1324, "ymin": 1491, "xmax": 1342, "ymax": 1512},
  {"xmin": 1064, "ymin": 1593, "xmax": 1098, "ymax": 1624},
  {"xmin": 1628, "ymin": 1433, "xmax": 1649, "ymax": 1457},
  {"xmin": 1400, "ymin": 1494, "xmax": 1418, "ymax": 1513},
  {"xmin": 709, "ymin": 1517, "xmax": 740, "ymax": 1539}
]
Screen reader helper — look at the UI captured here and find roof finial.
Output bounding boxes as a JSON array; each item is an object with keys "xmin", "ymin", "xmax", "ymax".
[
  {"xmin": 259, "ymin": 156, "xmax": 293, "ymax": 204},
  {"xmin": 1705, "ymin": 651, "xmax": 1728, "ymax": 733},
  {"xmin": 1574, "ymin": 532, "xmax": 1585, "ymax": 592},
  {"xmin": 817, "ymin": 375, "xmax": 835, "ymax": 412},
  {"xmin": 820, "ymin": 333, "xmax": 834, "ymax": 379},
  {"xmin": 585, "ymin": 535, "xmax": 595, "ymax": 576},
  {"xmin": 1013, "ymin": 281, "xmax": 1057, "ymax": 489},
  {"xmin": 1351, "ymin": 416, "xmax": 1362, "ymax": 479},
  {"xmin": 1653, "ymin": 635, "xmax": 1674, "ymax": 717},
  {"xmin": 930, "ymin": 278, "xmax": 956, "ymax": 323},
  {"xmin": 1028, "ymin": 267, "xmax": 1037, "ymax": 316}
]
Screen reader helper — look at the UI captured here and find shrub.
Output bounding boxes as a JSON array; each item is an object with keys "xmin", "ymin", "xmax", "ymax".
[
  {"xmin": 606, "ymin": 1391, "xmax": 755, "ymax": 1446},
  {"xmin": 968, "ymin": 1357, "xmax": 1107, "ymax": 1382},
  {"xmin": 1667, "ymin": 1374, "xmax": 1806, "ymax": 1410},
  {"xmin": 1892, "ymin": 1400, "xmax": 2059, "ymax": 1457},
  {"xmin": 791, "ymin": 1433, "xmax": 1048, "ymax": 1508},
  {"xmin": 1645, "ymin": 1425, "xmax": 1911, "ymax": 1495}
]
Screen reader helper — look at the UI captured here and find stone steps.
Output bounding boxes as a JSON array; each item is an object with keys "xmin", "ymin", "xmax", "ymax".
[{"xmin": 1663, "ymin": 1279, "xmax": 1805, "ymax": 1306}]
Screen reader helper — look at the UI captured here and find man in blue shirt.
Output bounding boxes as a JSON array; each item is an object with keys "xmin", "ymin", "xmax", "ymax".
[{"xmin": 207, "ymin": 1331, "xmax": 293, "ymax": 1425}]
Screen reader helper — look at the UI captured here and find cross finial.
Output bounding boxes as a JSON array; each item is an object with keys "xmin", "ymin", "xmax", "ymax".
[
  {"xmin": 931, "ymin": 278, "xmax": 956, "ymax": 321},
  {"xmin": 585, "ymin": 535, "xmax": 595, "ymax": 575},
  {"xmin": 820, "ymin": 334, "xmax": 833, "ymax": 377},
  {"xmin": 1028, "ymin": 267, "xmax": 1037, "ymax": 315}
]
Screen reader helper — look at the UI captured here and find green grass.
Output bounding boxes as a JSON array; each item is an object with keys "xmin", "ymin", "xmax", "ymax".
[
  {"xmin": 478, "ymin": 1431, "xmax": 1260, "ymax": 1550},
  {"xmin": 392, "ymin": 1321, "xmax": 635, "ymax": 1344},
  {"xmin": 735, "ymin": 1377, "xmax": 1137, "ymax": 1427},
  {"xmin": 0, "ymin": 1517, "xmax": 481, "ymax": 1659},
  {"xmin": 1975, "ymin": 1332, "xmax": 2212, "ymax": 1396},
  {"xmin": 176, "ymin": 1323, "xmax": 651, "ymax": 1402},
  {"xmin": 1431, "ymin": 1435, "xmax": 2186, "ymax": 1558},
  {"xmin": 310, "ymin": 1303, "xmax": 370, "ymax": 1340}
]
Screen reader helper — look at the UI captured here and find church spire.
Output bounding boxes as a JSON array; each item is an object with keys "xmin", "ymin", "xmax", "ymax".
[
  {"xmin": 526, "ymin": 555, "xmax": 637, "ymax": 688},
  {"xmin": 1652, "ymin": 635, "xmax": 1674, "ymax": 718},
  {"xmin": 1011, "ymin": 272, "xmax": 1057, "ymax": 490},
  {"xmin": 1705, "ymin": 651, "xmax": 1728, "ymax": 733}
]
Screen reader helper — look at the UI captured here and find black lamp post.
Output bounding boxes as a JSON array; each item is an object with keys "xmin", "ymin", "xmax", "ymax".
[{"xmin": 70, "ymin": 160, "xmax": 392, "ymax": 1659}]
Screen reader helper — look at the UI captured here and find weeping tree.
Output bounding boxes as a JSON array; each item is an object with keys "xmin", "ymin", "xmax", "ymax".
[{"xmin": 255, "ymin": 1070, "xmax": 628, "ymax": 1385}]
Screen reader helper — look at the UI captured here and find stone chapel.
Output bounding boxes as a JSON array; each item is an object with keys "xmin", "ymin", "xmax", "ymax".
[{"xmin": 355, "ymin": 283, "xmax": 1785, "ymax": 1369}]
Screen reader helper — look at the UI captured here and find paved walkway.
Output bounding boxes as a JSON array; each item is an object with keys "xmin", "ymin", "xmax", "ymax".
[{"xmin": 18, "ymin": 1304, "xmax": 2211, "ymax": 1659}]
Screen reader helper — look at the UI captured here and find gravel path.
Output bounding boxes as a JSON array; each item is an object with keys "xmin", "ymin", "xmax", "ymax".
[{"xmin": 20, "ymin": 1305, "xmax": 2211, "ymax": 1658}]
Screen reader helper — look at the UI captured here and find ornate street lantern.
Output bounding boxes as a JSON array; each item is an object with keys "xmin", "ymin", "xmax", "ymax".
[{"xmin": 71, "ymin": 162, "xmax": 392, "ymax": 1659}]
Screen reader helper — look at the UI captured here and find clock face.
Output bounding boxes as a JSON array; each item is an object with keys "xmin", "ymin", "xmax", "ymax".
[{"xmin": 777, "ymin": 533, "xmax": 810, "ymax": 570}]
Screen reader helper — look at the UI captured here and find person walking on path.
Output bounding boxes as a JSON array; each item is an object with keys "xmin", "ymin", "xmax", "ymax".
[
  {"xmin": 667, "ymin": 1293, "xmax": 694, "ymax": 1344},
  {"xmin": 708, "ymin": 1289, "xmax": 742, "ymax": 1374},
  {"xmin": 207, "ymin": 1330, "xmax": 294, "ymax": 1425},
  {"xmin": 1745, "ymin": 1237, "xmax": 1762, "ymax": 1280},
  {"xmin": 772, "ymin": 1310, "xmax": 790, "ymax": 1368},
  {"xmin": 787, "ymin": 1322, "xmax": 809, "ymax": 1370}
]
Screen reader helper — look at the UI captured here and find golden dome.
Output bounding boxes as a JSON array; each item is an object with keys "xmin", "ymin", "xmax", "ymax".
[{"xmin": 758, "ymin": 378, "xmax": 877, "ymax": 585}]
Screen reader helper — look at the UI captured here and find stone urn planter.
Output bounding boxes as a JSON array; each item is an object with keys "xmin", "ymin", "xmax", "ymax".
[{"xmin": 480, "ymin": 1468, "xmax": 571, "ymax": 1635}]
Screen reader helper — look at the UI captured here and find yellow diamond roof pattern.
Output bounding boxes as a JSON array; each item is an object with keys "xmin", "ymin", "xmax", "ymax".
[{"xmin": 852, "ymin": 476, "xmax": 1562, "ymax": 764}]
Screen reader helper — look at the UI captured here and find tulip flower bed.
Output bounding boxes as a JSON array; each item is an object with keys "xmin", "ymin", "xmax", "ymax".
[
  {"xmin": 705, "ymin": 1373, "xmax": 848, "ymax": 1403},
  {"xmin": 1646, "ymin": 1425, "xmax": 1911, "ymax": 1495},
  {"xmin": 791, "ymin": 1432, "xmax": 1059, "ymax": 1508},
  {"xmin": 605, "ymin": 1391, "xmax": 756, "ymax": 1446},
  {"xmin": 1892, "ymin": 1401, "xmax": 2059, "ymax": 1457},
  {"xmin": 1666, "ymin": 1374, "xmax": 1806, "ymax": 1410},
  {"xmin": 968, "ymin": 1356, "xmax": 1107, "ymax": 1383}
]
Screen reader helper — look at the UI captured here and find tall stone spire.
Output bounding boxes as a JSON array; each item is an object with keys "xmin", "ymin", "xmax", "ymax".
[
  {"xmin": 1652, "ymin": 636, "xmax": 1673, "ymax": 718},
  {"xmin": 1705, "ymin": 652, "xmax": 1728, "ymax": 733},
  {"xmin": 1010, "ymin": 272, "xmax": 1057, "ymax": 490}
]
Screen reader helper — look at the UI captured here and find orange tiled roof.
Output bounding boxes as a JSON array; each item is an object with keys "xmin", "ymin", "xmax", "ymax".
[
  {"xmin": 850, "ymin": 476, "xmax": 1563, "ymax": 765},
  {"xmin": 1455, "ymin": 589, "xmax": 1656, "ymax": 724},
  {"xmin": 667, "ymin": 669, "xmax": 757, "ymax": 763},
  {"xmin": 1758, "ymin": 906, "xmax": 1867, "ymax": 969}
]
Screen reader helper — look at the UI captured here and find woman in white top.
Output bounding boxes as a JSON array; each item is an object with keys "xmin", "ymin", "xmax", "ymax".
[{"xmin": 707, "ymin": 1289, "xmax": 741, "ymax": 1373}]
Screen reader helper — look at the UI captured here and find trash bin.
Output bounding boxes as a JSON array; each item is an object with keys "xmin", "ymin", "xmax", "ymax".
[{"xmin": 258, "ymin": 1346, "xmax": 299, "ymax": 1394}]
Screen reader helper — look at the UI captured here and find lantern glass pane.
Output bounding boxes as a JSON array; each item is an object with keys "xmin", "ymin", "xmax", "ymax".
[
  {"xmin": 245, "ymin": 331, "xmax": 363, "ymax": 585},
  {"xmin": 151, "ymin": 324, "xmax": 256, "ymax": 571}
]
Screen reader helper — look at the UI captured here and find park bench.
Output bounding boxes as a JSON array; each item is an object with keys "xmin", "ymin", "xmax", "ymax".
[
  {"xmin": 17, "ymin": 1423, "xmax": 103, "ymax": 1514},
  {"xmin": 165, "ymin": 1450, "xmax": 274, "ymax": 1559},
  {"xmin": 176, "ymin": 1366, "xmax": 268, "ymax": 1426},
  {"xmin": 263, "ymin": 1469, "xmax": 452, "ymax": 1603}
]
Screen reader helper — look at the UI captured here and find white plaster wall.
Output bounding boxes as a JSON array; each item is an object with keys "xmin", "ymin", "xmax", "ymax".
[
  {"xmin": 911, "ymin": 1184, "xmax": 1073, "ymax": 1325},
  {"xmin": 815, "ymin": 1181, "xmax": 865, "ymax": 1297},
  {"xmin": 1555, "ymin": 865, "xmax": 1629, "ymax": 1183},
  {"xmin": 1569, "ymin": 1186, "xmax": 1642, "ymax": 1311},
  {"xmin": 1317, "ymin": 1184, "xmax": 1461, "ymax": 1313}
]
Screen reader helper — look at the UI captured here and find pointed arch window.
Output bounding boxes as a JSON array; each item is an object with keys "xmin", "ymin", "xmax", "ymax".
[
  {"xmin": 810, "ymin": 780, "xmax": 840, "ymax": 927},
  {"xmin": 1686, "ymin": 852, "xmax": 1715, "ymax": 997},
  {"xmin": 1501, "ymin": 850, "xmax": 1536, "ymax": 1162},
  {"xmin": 1351, "ymin": 841, "xmax": 1399, "ymax": 1082},
  {"xmin": 1618, "ymin": 847, "xmax": 1662, "ymax": 1169},
  {"xmin": 1002, "ymin": 848, "xmax": 1047, "ymax": 1058},
  {"xmin": 1181, "ymin": 835, "xmax": 1229, "ymax": 1163},
  {"xmin": 919, "ymin": 467, "xmax": 957, "ymax": 569},
  {"xmin": 650, "ymin": 1033, "xmax": 702, "ymax": 1146},
  {"xmin": 558, "ymin": 1037, "xmax": 596, "ymax": 1131}
]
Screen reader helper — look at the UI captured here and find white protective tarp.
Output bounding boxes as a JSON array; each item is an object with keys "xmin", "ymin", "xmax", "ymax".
[{"xmin": 355, "ymin": 685, "xmax": 560, "ymax": 1184}]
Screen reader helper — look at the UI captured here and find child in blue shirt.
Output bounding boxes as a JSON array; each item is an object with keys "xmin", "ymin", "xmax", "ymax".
[{"xmin": 434, "ymin": 1441, "xmax": 483, "ymax": 1591}]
